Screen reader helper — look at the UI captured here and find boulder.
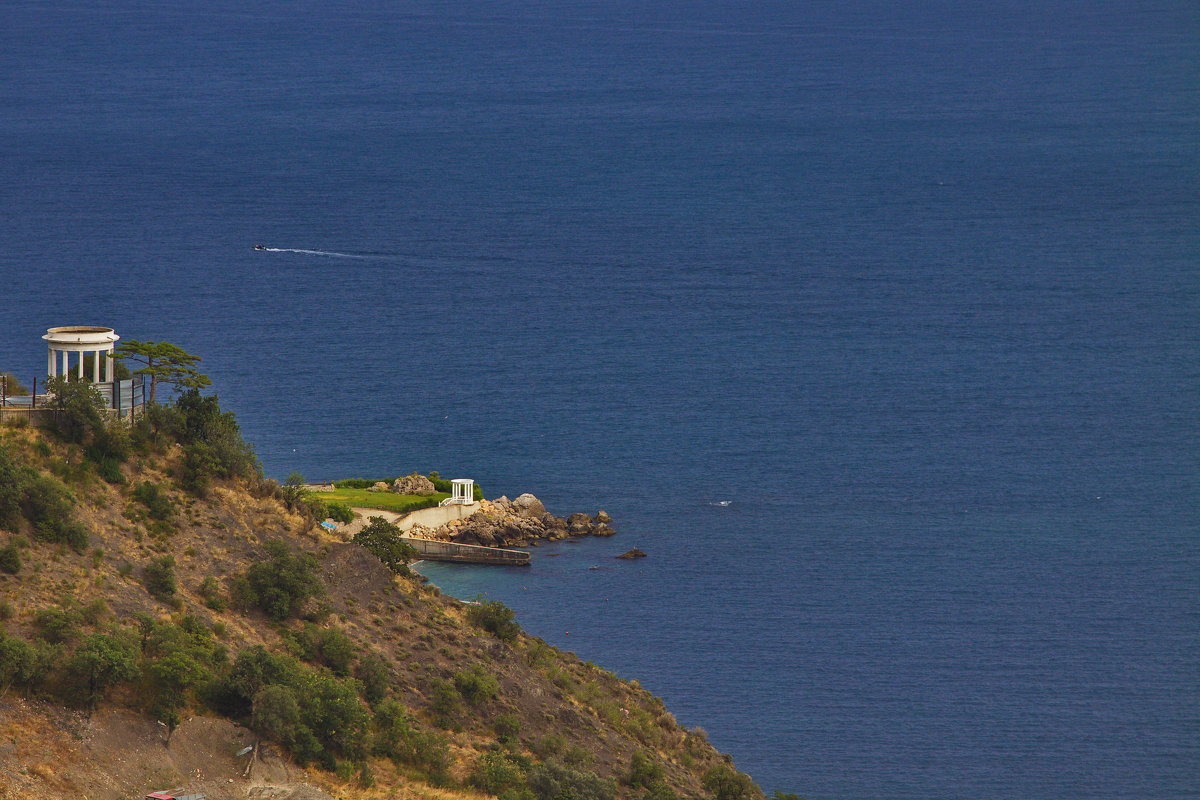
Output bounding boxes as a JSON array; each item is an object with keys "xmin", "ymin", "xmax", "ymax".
[
  {"xmin": 595, "ymin": 510, "xmax": 612, "ymax": 524},
  {"xmin": 566, "ymin": 513, "xmax": 593, "ymax": 533},
  {"xmin": 392, "ymin": 473, "xmax": 437, "ymax": 495},
  {"xmin": 616, "ymin": 548, "xmax": 647, "ymax": 559},
  {"xmin": 590, "ymin": 522, "xmax": 616, "ymax": 537},
  {"xmin": 366, "ymin": 481, "xmax": 390, "ymax": 492},
  {"xmin": 512, "ymin": 493, "xmax": 547, "ymax": 518}
]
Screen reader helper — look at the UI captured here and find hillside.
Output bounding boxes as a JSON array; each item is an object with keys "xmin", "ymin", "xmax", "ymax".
[{"xmin": 0, "ymin": 392, "xmax": 766, "ymax": 800}]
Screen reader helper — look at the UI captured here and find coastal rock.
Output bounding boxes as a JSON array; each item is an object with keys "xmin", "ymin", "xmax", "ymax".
[
  {"xmin": 595, "ymin": 510, "xmax": 612, "ymax": 524},
  {"xmin": 392, "ymin": 473, "xmax": 437, "ymax": 495},
  {"xmin": 434, "ymin": 498, "xmax": 617, "ymax": 548},
  {"xmin": 513, "ymin": 493, "xmax": 546, "ymax": 518},
  {"xmin": 566, "ymin": 512, "xmax": 593, "ymax": 533},
  {"xmin": 367, "ymin": 481, "xmax": 390, "ymax": 492},
  {"xmin": 616, "ymin": 549, "xmax": 646, "ymax": 559}
]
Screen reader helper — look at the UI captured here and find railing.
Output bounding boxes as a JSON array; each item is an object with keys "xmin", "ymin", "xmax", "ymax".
[
  {"xmin": 0, "ymin": 374, "xmax": 147, "ymax": 417},
  {"xmin": 400, "ymin": 536, "xmax": 531, "ymax": 566}
]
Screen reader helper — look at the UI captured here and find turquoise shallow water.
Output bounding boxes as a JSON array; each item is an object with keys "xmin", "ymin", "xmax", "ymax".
[{"xmin": 2, "ymin": 1, "xmax": 1197, "ymax": 796}]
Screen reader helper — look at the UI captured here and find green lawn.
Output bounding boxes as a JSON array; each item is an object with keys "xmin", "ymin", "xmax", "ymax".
[{"xmin": 313, "ymin": 487, "xmax": 450, "ymax": 514}]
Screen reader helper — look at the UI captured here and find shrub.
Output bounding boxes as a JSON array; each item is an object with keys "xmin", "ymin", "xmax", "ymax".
[
  {"xmin": 453, "ymin": 664, "xmax": 499, "ymax": 705},
  {"xmin": 355, "ymin": 653, "xmax": 390, "ymax": 707},
  {"xmin": 470, "ymin": 750, "xmax": 530, "ymax": 795},
  {"xmin": 241, "ymin": 540, "xmax": 324, "ymax": 621},
  {"xmin": 45, "ymin": 377, "xmax": 105, "ymax": 445},
  {"xmin": 325, "ymin": 503, "xmax": 354, "ymax": 524},
  {"xmin": 199, "ymin": 576, "xmax": 227, "ymax": 611},
  {"xmin": 702, "ymin": 765, "xmax": 760, "ymax": 800},
  {"xmin": 291, "ymin": 623, "xmax": 356, "ymax": 676},
  {"xmin": 526, "ymin": 761, "xmax": 615, "ymax": 800},
  {"xmin": 0, "ymin": 634, "xmax": 39, "ymax": 695},
  {"xmin": 531, "ymin": 733, "xmax": 566, "ymax": 759},
  {"xmin": 80, "ymin": 599, "xmax": 107, "ymax": 625},
  {"xmin": 0, "ymin": 543, "xmax": 20, "ymax": 574},
  {"xmin": 20, "ymin": 473, "xmax": 88, "ymax": 552},
  {"xmin": 0, "ymin": 443, "xmax": 24, "ymax": 531},
  {"xmin": 352, "ymin": 517, "xmax": 417, "ymax": 575},
  {"xmin": 33, "ymin": 605, "xmax": 81, "ymax": 643},
  {"xmin": 373, "ymin": 699, "xmax": 452, "ymax": 778},
  {"xmin": 493, "ymin": 712, "xmax": 521, "ymax": 742},
  {"xmin": 467, "ymin": 598, "xmax": 520, "ymax": 642},
  {"xmin": 132, "ymin": 482, "xmax": 174, "ymax": 520},
  {"xmin": 428, "ymin": 678, "xmax": 461, "ymax": 729},
  {"xmin": 174, "ymin": 390, "xmax": 259, "ymax": 493},
  {"xmin": 627, "ymin": 750, "xmax": 664, "ymax": 789},
  {"xmin": 66, "ymin": 632, "xmax": 138, "ymax": 709},
  {"xmin": 142, "ymin": 555, "xmax": 177, "ymax": 601}
]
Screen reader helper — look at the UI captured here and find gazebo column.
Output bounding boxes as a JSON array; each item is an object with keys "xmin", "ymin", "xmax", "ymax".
[
  {"xmin": 61, "ymin": 350, "xmax": 69, "ymax": 377},
  {"xmin": 104, "ymin": 348, "xmax": 113, "ymax": 382},
  {"xmin": 77, "ymin": 352, "xmax": 84, "ymax": 379},
  {"xmin": 92, "ymin": 349, "xmax": 101, "ymax": 382},
  {"xmin": 48, "ymin": 348, "xmax": 56, "ymax": 378}
]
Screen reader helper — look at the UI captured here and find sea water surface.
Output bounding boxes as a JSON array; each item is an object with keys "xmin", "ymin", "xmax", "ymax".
[{"xmin": 1, "ymin": 2, "xmax": 1197, "ymax": 797}]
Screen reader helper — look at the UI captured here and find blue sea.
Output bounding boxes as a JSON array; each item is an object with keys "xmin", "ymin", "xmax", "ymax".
[{"xmin": 2, "ymin": 2, "xmax": 1196, "ymax": 797}]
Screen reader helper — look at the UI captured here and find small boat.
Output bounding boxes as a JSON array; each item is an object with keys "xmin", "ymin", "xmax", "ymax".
[{"xmin": 252, "ymin": 243, "xmax": 265, "ymax": 250}]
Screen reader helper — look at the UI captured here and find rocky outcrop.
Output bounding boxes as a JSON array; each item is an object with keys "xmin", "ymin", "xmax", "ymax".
[
  {"xmin": 404, "ymin": 494, "xmax": 616, "ymax": 547},
  {"xmin": 366, "ymin": 481, "xmax": 391, "ymax": 492},
  {"xmin": 616, "ymin": 548, "xmax": 646, "ymax": 559},
  {"xmin": 392, "ymin": 473, "xmax": 437, "ymax": 495}
]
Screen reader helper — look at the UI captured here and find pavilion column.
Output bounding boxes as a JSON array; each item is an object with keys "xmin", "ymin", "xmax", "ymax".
[
  {"xmin": 48, "ymin": 348, "xmax": 56, "ymax": 378},
  {"xmin": 77, "ymin": 351, "xmax": 84, "ymax": 379},
  {"xmin": 104, "ymin": 348, "xmax": 113, "ymax": 382},
  {"xmin": 61, "ymin": 350, "xmax": 69, "ymax": 377},
  {"xmin": 92, "ymin": 349, "xmax": 101, "ymax": 382}
]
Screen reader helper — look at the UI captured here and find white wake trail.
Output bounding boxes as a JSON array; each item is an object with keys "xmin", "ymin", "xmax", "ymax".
[{"xmin": 261, "ymin": 248, "xmax": 369, "ymax": 259}]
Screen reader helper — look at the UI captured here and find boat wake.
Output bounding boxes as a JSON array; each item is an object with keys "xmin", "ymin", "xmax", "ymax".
[{"xmin": 256, "ymin": 247, "xmax": 370, "ymax": 259}]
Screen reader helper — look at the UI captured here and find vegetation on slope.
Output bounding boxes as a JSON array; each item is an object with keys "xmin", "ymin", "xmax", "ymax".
[{"xmin": 0, "ymin": 370, "xmax": 773, "ymax": 800}]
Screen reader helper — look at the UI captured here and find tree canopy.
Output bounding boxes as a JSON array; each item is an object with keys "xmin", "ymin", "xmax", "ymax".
[{"xmin": 114, "ymin": 340, "xmax": 211, "ymax": 404}]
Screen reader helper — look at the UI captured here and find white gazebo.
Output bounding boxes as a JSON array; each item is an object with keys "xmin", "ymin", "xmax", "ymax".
[
  {"xmin": 43, "ymin": 326, "xmax": 120, "ymax": 382},
  {"xmin": 447, "ymin": 478, "xmax": 475, "ymax": 505}
]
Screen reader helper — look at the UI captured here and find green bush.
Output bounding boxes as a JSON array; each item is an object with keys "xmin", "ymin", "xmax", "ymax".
[
  {"xmin": 132, "ymin": 482, "xmax": 174, "ymax": 520},
  {"xmin": 493, "ymin": 712, "xmax": 521, "ymax": 742},
  {"xmin": 702, "ymin": 765, "xmax": 760, "ymax": 800},
  {"xmin": 0, "ymin": 633, "xmax": 40, "ymax": 695},
  {"xmin": 453, "ymin": 664, "xmax": 499, "ymax": 705},
  {"xmin": 33, "ymin": 605, "xmax": 82, "ymax": 643},
  {"xmin": 66, "ymin": 632, "xmax": 139, "ymax": 709},
  {"xmin": 428, "ymin": 678, "xmax": 462, "ymax": 729},
  {"xmin": 199, "ymin": 576, "xmax": 227, "ymax": 611},
  {"xmin": 627, "ymin": 750, "xmax": 664, "ymax": 789},
  {"xmin": 467, "ymin": 598, "xmax": 521, "ymax": 642},
  {"xmin": 0, "ymin": 543, "xmax": 20, "ymax": 574},
  {"xmin": 290, "ymin": 623, "xmax": 356, "ymax": 676},
  {"xmin": 372, "ymin": 699, "xmax": 452, "ymax": 779},
  {"xmin": 470, "ymin": 749, "xmax": 530, "ymax": 795},
  {"xmin": 352, "ymin": 517, "xmax": 417, "ymax": 575},
  {"xmin": 333, "ymin": 478, "xmax": 384, "ymax": 490},
  {"xmin": 174, "ymin": 390, "xmax": 259, "ymax": 493},
  {"xmin": 355, "ymin": 653, "xmax": 390, "ymax": 707},
  {"xmin": 45, "ymin": 377, "xmax": 105, "ymax": 445},
  {"xmin": 325, "ymin": 503, "xmax": 354, "ymax": 524},
  {"xmin": 240, "ymin": 540, "xmax": 325, "ymax": 621},
  {"xmin": 20, "ymin": 472, "xmax": 88, "ymax": 552},
  {"xmin": 142, "ymin": 555, "xmax": 177, "ymax": 601},
  {"xmin": 526, "ymin": 761, "xmax": 615, "ymax": 800}
]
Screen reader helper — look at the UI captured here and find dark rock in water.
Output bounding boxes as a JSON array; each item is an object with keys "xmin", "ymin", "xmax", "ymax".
[
  {"xmin": 616, "ymin": 548, "xmax": 647, "ymax": 559},
  {"xmin": 595, "ymin": 510, "xmax": 612, "ymax": 524},
  {"xmin": 566, "ymin": 512, "xmax": 593, "ymax": 533}
]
